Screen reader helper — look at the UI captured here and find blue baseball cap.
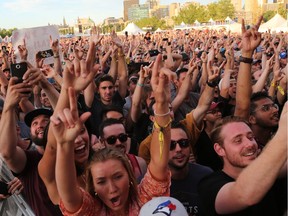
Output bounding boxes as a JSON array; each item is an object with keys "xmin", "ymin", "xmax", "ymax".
[{"xmin": 279, "ymin": 51, "xmax": 287, "ymax": 59}]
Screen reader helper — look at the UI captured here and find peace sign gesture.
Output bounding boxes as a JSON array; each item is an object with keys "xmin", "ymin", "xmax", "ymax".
[{"xmin": 50, "ymin": 87, "xmax": 91, "ymax": 145}]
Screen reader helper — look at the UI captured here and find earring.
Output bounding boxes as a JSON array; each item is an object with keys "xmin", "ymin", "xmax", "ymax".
[{"xmin": 95, "ymin": 192, "xmax": 98, "ymax": 196}]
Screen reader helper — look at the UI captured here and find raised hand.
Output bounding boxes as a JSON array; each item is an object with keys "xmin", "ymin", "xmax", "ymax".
[
  {"xmin": 151, "ymin": 54, "xmax": 176, "ymax": 106},
  {"xmin": 62, "ymin": 60, "xmax": 98, "ymax": 93},
  {"xmin": 18, "ymin": 39, "xmax": 28, "ymax": 61},
  {"xmin": 4, "ymin": 78, "xmax": 32, "ymax": 109},
  {"xmin": 50, "ymin": 35, "xmax": 59, "ymax": 55},
  {"xmin": 50, "ymin": 87, "xmax": 91, "ymax": 145},
  {"xmin": 239, "ymin": 16, "xmax": 263, "ymax": 56}
]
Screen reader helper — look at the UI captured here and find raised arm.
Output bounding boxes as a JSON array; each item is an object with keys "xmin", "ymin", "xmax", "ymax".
[
  {"xmin": 171, "ymin": 60, "xmax": 196, "ymax": 112},
  {"xmin": 130, "ymin": 63, "xmax": 152, "ymax": 122},
  {"xmin": 192, "ymin": 60, "xmax": 220, "ymax": 128},
  {"xmin": 51, "ymin": 87, "xmax": 91, "ymax": 212},
  {"xmin": 112, "ymin": 32, "xmax": 128, "ymax": 99},
  {"xmin": 252, "ymin": 54, "xmax": 274, "ymax": 93},
  {"xmin": 149, "ymin": 54, "xmax": 175, "ymax": 181},
  {"xmin": 234, "ymin": 16, "xmax": 263, "ymax": 119},
  {"xmin": 0, "ymin": 78, "xmax": 32, "ymax": 173}
]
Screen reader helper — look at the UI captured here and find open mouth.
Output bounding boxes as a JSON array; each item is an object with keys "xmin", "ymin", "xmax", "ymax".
[
  {"xmin": 110, "ymin": 196, "xmax": 121, "ymax": 207},
  {"xmin": 75, "ymin": 144, "xmax": 86, "ymax": 154}
]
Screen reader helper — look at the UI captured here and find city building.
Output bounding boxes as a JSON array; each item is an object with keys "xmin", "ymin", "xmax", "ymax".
[
  {"xmin": 146, "ymin": 0, "xmax": 160, "ymax": 9},
  {"xmin": 103, "ymin": 17, "xmax": 125, "ymax": 26},
  {"xmin": 151, "ymin": 5, "xmax": 170, "ymax": 19},
  {"xmin": 75, "ymin": 17, "xmax": 95, "ymax": 33},
  {"xmin": 124, "ymin": 0, "xmax": 139, "ymax": 21},
  {"xmin": 244, "ymin": 0, "xmax": 259, "ymax": 24},
  {"xmin": 128, "ymin": 4, "xmax": 150, "ymax": 20},
  {"xmin": 169, "ymin": 3, "xmax": 181, "ymax": 17}
]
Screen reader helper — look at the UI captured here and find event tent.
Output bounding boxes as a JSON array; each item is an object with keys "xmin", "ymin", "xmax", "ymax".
[
  {"xmin": 259, "ymin": 13, "xmax": 288, "ymax": 32},
  {"xmin": 122, "ymin": 23, "xmax": 145, "ymax": 35}
]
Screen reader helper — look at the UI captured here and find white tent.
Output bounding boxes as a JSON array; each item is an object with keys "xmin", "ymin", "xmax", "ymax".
[
  {"xmin": 259, "ymin": 13, "xmax": 288, "ymax": 32},
  {"xmin": 228, "ymin": 22, "xmax": 242, "ymax": 33},
  {"xmin": 208, "ymin": 18, "xmax": 215, "ymax": 23},
  {"xmin": 155, "ymin": 28, "xmax": 164, "ymax": 33},
  {"xmin": 122, "ymin": 22, "xmax": 145, "ymax": 35},
  {"xmin": 194, "ymin": 20, "xmax": 200, "ymax": 26},
  {"xmin": 180, "ymin": 21, "xmax": 186, "ymax": 26}
]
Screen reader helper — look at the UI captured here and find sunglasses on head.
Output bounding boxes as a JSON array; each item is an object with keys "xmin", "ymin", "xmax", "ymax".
[
  {"xmin": 170, "ymin": 139, "xmax": 190, "ymax": 151},
  {"xmin": 105, "ymin": 133, "xmax": 128, "ymax": 145}
]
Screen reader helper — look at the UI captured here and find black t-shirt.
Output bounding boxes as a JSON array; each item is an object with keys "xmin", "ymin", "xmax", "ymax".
[
  {"xmin": 195, "ymin": 130, "xmax": 223, "ymax": 171},
  {"xmin": 87, "ymin": 91, "xmax": 125, "ymax": 136},
  {"xmin": 198, "ymin": 171, "xmax": 287, "ymax": 216},
  {"xmin": 170, "ymin": 163, "xmax": 213, "ymax": 216}
]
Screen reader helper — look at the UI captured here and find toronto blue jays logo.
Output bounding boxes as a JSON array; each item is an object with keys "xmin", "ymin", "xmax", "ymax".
[{"xmin": 152, "ymin": 200, "xmax": 177, "ymax": 216}]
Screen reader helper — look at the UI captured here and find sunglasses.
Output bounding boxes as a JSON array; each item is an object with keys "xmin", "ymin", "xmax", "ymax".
[
  {"xmin": 105, "ymin": 133, "xmax": 128, "ymax": 145},
  {"xmin": 170, "ymin": 139, "xmax": 190, "ymax": 151}
]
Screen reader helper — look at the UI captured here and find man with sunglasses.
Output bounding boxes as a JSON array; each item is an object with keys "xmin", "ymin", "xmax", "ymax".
[
  {"xmin": 169, "ymin": 122, "xmax": 213, "ymax": 216},
  {"xmin": 99, "ymin": 118, "xmax": 147, "ymax": 183},
  {"xmin": 249, "ymin": 91, "xmax": 280, "ymax": 149}
]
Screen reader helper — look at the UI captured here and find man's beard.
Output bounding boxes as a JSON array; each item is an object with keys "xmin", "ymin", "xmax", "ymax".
[{"xmin": 31, "ymin": 135, "xmax": 45, "ymax": 147}]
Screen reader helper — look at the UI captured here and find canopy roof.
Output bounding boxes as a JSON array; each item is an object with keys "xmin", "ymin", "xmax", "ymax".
[
  {"xmin": 259, "ymin": 13, "xmax": 287, "ymax": 32},
  {"xmin": 122, "ymin": 22, "xmax": 145, "ymax": 34}
]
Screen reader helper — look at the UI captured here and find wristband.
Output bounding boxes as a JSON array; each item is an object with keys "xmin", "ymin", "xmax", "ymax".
[
  {"xmin": 137, "ymin": 82, "xmax": 144, "ymax": 87},
  {"xmin": 239, "ymin": 56, "xmax": 253, "ymax": 64},
  {"xmin": 53, "ymin": 54, "xmax": 60, "ymax": 58},
  {"xmin": 154, "ymin": 109, "xmax": 170, "ymax": 117},
  {"xmin": 153, "ymin": 118, "xmax": 172, "ymax": 159},
  {"xmin": 277, "ymin": 86, "xmax": 285, "ymax": 96},
  {"xmin": 206, "ymin": 80, "xmax": 218, "ymax": 88}
]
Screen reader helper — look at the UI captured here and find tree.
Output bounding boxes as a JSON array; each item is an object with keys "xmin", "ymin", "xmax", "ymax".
[
  {"xmin": 263, "ymin": 10, "xmax": 276, "ymax": 22},
  {"xmin": 135, "ymin": 17, "xmax": 166, "ymax": 31},
  {"xmin": 207, "ymin": 0, "xmax": 235, "ymax": 21},
  {"xmin": 0, "ymin": 28, "xmax": 17, "ymax": 37},
  {"xmin": 172, "ymin": 4, "xmax": 208, "ymax": 24}
]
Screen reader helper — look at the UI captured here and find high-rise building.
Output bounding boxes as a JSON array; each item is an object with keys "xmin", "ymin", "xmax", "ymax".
[
  {"xmin": 169, "ymin": 3, "xmax": 181, "ymax": 17},
  {"xmin": 244, "ymin": 0, "xmax": 258, "ymax": 24},
  {"xmin": 124, "ymin": 0, "xmax": 139, "ymax": 21},
  {"xmin": 146, "ymin": 0, "xmax": 160, "ymax": 9},
  {"xmin": 128, "ymin": 4, "xmax": 149, "ymax": 21}
]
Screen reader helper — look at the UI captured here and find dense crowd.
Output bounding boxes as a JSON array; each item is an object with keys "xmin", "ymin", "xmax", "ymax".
[{"xmin": 0, "ymin": 16, "xmax": 287, "ymax": 216}]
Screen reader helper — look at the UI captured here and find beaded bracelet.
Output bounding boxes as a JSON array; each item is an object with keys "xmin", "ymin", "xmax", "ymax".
[{"xmin": 154, "ymin": 109, "xmax": 170, "ymax": 117}]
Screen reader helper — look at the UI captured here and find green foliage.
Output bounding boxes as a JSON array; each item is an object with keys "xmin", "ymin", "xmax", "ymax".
[
  {"xmin": 173, "ymin": 0, "xmax": 236, "ymax": 24},
  {"xmin": 173, "ymin": 4, "xmax": 208, "ymax": 24},
  {"xmin": 263, "ymin": 11, "xmax": 276, "ymax": 22},
  {"xmin": 134, "ymin": 17, "xmax": 166, "ymax": 31},
  {"xmin": 0, "ymin": 28, "xmax": 17, "ymax": 38},
  {"xmin": 263, "ymin": 4, "xmax": 286, "ymax": 22}
]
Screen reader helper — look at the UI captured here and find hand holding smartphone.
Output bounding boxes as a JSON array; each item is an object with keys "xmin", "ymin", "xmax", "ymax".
[{"xmin": 10, "ymin": 62, "xmax": 28, "ymax": 83}]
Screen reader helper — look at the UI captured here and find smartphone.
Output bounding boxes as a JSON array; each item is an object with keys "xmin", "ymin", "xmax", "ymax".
[
  {"xmin": 10, "ymin": 62, "xmax": 28, "ymax": 83},
  {"xmin": 148, "ymin": 49, "xmax": 160, "ymax": 57},
  {"xmin": 36, "ymin": 49, "xmax": 54, "ymax": 59},
  {"xmin": 0, "ymin": 181, "xmax": 10, "ymax": 196}
]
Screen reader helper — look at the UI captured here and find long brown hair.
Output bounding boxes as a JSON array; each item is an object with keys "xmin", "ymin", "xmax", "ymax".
[{"xmin": 85, "ymin": 148, "xmax": 139, "ymax": 210}]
